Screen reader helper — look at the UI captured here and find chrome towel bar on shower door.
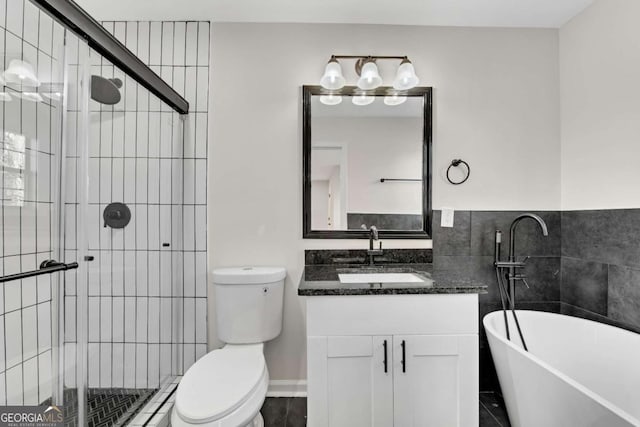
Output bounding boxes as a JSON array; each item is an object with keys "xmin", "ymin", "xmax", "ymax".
[{"xmin": 0, "ymin": 260, "xmax": 79, "ymax": 284}]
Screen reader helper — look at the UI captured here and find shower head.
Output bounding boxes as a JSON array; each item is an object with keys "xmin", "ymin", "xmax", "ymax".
[{"xmin": 91, "ymin": 75, "xmax": 122, "ymax": 105}]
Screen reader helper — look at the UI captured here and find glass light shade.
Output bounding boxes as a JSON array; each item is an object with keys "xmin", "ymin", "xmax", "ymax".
[
  {"xmin": 319, "ymin": 94, "xmax": 342, "ymax": 105},
  {"xmin": 393, "ymin": 61, "xmax": 419, "ymax": 90},
  {"xmin": 320, "ymin": 60, "xmax": 346, "ymax": 90},
  {"xmin": 352, "ymin": 93, "xmax": 375, "ymax": 106},
  {"xmin": 384, "ymin": 94, "xmax": 407, "ymax": 106},
  {"xmin": 357, "ymin": 62, "xmax": 382, "ymax": 90},
  {"xmin": 3, "ymin": 59, "xmax": 40, "ymax": 87}
]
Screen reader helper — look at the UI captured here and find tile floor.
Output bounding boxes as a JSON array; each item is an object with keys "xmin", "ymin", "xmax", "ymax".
[
  {"xmin": 42, "ymin": 387, "xmax": 156, "ymax": 427},
  {"xmin": 260, "ymin": 392, "xmax": 511, "ymax": 427},
  {"xmin": 479, "ymin": 392, "xmax": 512, "ymax": 427}
]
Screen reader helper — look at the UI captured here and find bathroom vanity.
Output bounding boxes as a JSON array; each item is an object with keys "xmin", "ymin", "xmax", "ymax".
[
  {"xmin": 299, "ymin": 85, "xmax": 485, "ymax": 426},
  {"xmin": 299, "ymin": 252, "xmax": 486, "ymax": 427}
]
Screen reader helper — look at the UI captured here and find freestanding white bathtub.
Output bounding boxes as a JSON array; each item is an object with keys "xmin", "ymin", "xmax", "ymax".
[{"xmin": 484, "ymin": 310, "xmax": 640, "ymax": 427}]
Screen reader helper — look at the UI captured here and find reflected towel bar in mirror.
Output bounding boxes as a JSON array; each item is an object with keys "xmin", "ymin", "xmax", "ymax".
[{"xmin": 379, "ymin": 178, "xmax": 421, "ymax": 183}]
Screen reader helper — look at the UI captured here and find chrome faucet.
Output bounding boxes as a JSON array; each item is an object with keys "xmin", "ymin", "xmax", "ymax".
[
  {"xmin": 361, "ymin": 224, "xmax": 383, "ymax": 265},
  {"xmin": 495, "ymin": 213, "xmax": 548, "ymax": 309}
]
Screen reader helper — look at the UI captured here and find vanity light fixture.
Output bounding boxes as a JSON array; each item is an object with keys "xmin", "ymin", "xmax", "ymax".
[
  {"xmin": 40, "ymin": 83, "xmax": 63, "ymax": 101},
  {"xmin": 319, "ymin": 57, "xmax": 346, "ymax": 90},
  {"xmin": 42, "ymin": 91, "xmax": 62, "ymax": 101},
  {"xmin": 384, "ymin": 93, "xmax": 407, "ymax": 106},
  {"xmin": 319, "ymin": 93, "xmax": 342, "ymax": 105},
  {"xmin": 319, "ymin": 55, "xmax": 420, "ymax": 91},
  {"xmin": 357, "ymin": 59, "xmax": 382, "ymax": 90},
  {"xmin": 393, "ymin": 58, "xmax": 419, "ymax": 90},
  {"xmin": 3, "ymin": 59, "xmax": 40, "ymax": 87},
  {"xmin": 17, "ymin": 91, "xmax": 44, "ymax": 103},
  {"xmin": 352, "ymin": 92, "xmax": 375, "ymax": 106}
]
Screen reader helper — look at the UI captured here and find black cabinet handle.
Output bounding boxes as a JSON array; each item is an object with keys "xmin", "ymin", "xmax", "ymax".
[
  {"xmin": 401, "ymin": 340, "xmax": 406, "ymax": 373},
  {"xmin": 383, "ymin": 340, "xmax": 388, "ymax": 373}
]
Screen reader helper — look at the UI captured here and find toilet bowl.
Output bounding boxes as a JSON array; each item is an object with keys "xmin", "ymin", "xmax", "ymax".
[
  {"xmin": 171, "ymin": 266, "xmax": 286, "ymax": 427},
  {"xmin": 171, "ymin": 344, "xmax": 268, "ymax": 427}
]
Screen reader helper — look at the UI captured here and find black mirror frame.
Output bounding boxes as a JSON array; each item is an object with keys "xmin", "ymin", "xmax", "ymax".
[{"xmin": 302, "ymin": 85, "xmax": 432, "ymax": 239}]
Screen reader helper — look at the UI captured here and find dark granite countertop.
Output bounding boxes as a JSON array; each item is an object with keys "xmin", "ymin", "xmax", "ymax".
[{"xmin": 298, "ymin": 263, "xmax": 488, "ymax": 296}]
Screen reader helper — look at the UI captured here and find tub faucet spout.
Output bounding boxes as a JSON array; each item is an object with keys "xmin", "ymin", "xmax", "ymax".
[
  {"xmin": 507, "ymin": 213, "xmax": 548, "ymax": 308},
  {"xmin": 508, "ymin": 213, "xmax": 548, "ymax": 262}
]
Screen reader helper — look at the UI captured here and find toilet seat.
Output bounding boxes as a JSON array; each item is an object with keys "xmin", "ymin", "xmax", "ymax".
[{"xmin": 174, "ymin": 344, "xmax": 266, "ymax": 424}]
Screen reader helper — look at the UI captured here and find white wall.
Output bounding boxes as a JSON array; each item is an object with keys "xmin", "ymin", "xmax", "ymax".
[
  {"xmin": 311, "ymin": 180, "xmax": 330, "ymax": 229},
  {"xmin": 209, "ymin": 23, "xmax": 561, "ymax": 381},
  {"xmin": 560, "ymin": 0, "xmax": 640, "ymax": 210}
]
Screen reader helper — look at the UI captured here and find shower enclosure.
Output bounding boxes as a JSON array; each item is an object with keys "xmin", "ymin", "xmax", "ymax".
[{"xmin": 1, "ymin": 1, "xmax": 195, "ymax": 425}]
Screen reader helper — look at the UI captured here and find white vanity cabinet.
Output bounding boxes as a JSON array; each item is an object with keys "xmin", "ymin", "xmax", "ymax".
[{"xmin": 306, "ymin": 294, "xmax": 479, "ymax": 427}]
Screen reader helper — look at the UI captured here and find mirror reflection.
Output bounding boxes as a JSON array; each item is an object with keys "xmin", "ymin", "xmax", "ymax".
[{"xmin": 304, "ymin": 86, "xmax": 430, "ymax": 236}]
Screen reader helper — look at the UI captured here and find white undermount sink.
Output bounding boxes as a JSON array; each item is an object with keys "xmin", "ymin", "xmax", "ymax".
[{"xmin": 338, "ymin": 272, "xmax": 425, "ymax": 284}]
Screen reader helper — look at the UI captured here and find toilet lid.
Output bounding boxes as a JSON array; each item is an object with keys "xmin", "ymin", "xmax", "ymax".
[{"xmin": 175, "ymin": 344, "xmax": 266, "ymax": 423}]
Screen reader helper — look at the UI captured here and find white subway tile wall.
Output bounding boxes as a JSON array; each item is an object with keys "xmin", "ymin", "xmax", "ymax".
[
  {"xmin": 0, "ymin": 0, "xmax": 65, "ymax": 404},
  {"xmin": 0, "ymin": 1, "xmax": 209, "ymax": 403},
  {"xmin": 62, "ymin": 21, "xmax": 210, "ymax": 389}
]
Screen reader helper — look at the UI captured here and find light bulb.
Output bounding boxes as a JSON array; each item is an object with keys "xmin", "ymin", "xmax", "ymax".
[
  {"xmin": 393, "ymin": 58, "xmax": 419, "ymax": 90},
  {"xmin": 319, "ymin": 94, "xmax": 342, "ymax": 105},
  {"xmin": 320, "ymin": 58, "xmax": 345, "ymax": 90},
  {"xmin": 3, "ymin": 59, "xmax": 40, "ymax": 87},
  {"xmin": 357, "ymin": 61, "xmax": 382, "ymax": 90},
  {"xmin": 352, "ymin": 93, "xmax": 374, "ymax": 106},
  {"xmin": 384, "ymin": 94, "xmax": 407, "ymax": 106}
]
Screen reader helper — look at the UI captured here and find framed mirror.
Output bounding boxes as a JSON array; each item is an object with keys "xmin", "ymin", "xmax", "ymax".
[{"xmin": 302, "ymin": 85, "xmax": 432, "ymax": 239}]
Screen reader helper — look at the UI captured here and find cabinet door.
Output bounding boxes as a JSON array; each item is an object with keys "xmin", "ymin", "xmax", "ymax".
[
  {"xmin": 307, "ymin": 335, "xmax": 393, "ymax": 427},
  {"xmin": 393, "ymin": 335, "xmax": 478, "ymax": 427}
]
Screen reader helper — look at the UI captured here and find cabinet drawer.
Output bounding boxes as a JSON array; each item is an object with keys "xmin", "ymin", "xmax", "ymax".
[{"xmin": 307, "ymin": 294, "xmax": 478, "ymax": 336}]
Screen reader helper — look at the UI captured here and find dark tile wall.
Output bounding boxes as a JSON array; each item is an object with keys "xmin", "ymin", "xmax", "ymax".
[
  {"xmin": 561, "ymin": 209, "xmax": 640, "ymax": 334},
  {"xmin": 305, "ymin": 248, "xmax": 432, "ymax": 265},
  {"xmin": 432, "ymin": 210, "xmax": 562, "ymax": 391},
  {"xmin": 432, "ymin": 208, "xmax": 640, "ymax": 392},
  {"xmin": 346, "ymin": 213, "xmax": 423, "ymax": 231}
]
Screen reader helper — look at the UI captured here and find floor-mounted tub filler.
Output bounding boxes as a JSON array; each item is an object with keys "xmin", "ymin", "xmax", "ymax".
[{"xmin": 484, "ymin": 310, "xmax": 640, "ymax": 427}]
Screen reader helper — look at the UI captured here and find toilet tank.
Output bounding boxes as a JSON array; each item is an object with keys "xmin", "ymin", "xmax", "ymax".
[{"xmin": 213, "ymin": 266, "xmax": 286, "ymax": 344}]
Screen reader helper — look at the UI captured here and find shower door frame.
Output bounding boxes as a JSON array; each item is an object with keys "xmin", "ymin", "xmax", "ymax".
[{"xmin": 54, "ymin": 32, "xmax": 92, "ymax": 425}]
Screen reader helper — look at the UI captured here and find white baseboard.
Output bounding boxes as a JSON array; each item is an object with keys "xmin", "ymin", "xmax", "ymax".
[{"xmin": 266, "ymin": 380, "xmax": 307, "ymax": 397}]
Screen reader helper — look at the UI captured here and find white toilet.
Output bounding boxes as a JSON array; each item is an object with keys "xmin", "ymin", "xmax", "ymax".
[{"xmin": 171, "ymin": 266, "xmax": 286, "ymax": 427}]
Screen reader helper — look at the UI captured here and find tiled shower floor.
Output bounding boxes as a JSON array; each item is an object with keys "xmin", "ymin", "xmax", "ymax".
[{"xmin": 43, "ymin": 387, "xmax": 157, "ymax": 427}]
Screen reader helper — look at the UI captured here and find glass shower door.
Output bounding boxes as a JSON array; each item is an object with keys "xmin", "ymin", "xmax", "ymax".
[
  {"xmin": 61, "ymin": 29, "xmax": 185, "ymax": 426},
  {"xmin": 0, "ymin": 1, "xmax": 66, "ymax": 409},
  {"xmin": 1, "ymin": 3, "xmax": 187, "ymax": 425}
]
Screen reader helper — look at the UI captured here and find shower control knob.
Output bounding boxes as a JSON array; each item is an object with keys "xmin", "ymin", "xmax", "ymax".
[{"xmin": 103, "ymin": 202, "xmax": 131, "ymax": 229}]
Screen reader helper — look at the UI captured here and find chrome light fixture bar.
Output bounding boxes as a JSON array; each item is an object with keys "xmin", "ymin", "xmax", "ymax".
[{"xmin": 319, "ymin": 55, "xmax": 420, "ymax": 92}]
